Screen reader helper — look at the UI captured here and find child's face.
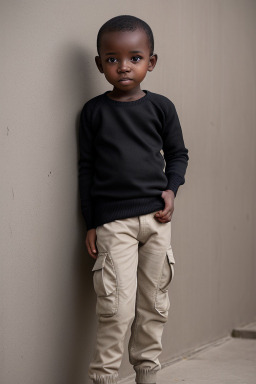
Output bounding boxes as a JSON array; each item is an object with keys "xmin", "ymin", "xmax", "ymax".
[{"xmin": 95, "ymin": 29, "xmax": 157, "ymax": 93}]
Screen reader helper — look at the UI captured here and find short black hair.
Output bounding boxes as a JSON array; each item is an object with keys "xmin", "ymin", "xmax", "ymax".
[{"xmin": 97, "ymin": 15, "xmax": 154, "ymax": 56}]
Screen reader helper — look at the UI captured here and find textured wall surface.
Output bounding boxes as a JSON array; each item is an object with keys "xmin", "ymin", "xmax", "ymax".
[{"xmin": 1, "ymin": 1, "xmax": 256, "ymax": 383}]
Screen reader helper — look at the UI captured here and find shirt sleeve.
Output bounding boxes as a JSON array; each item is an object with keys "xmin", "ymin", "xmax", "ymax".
[
  {"xmin": 162, "ymin": 102, "xmax": 189, "ymax": 196},
  {"xmin": 78, "ymin": 105, "xmax": 95, "ymax": 230}
]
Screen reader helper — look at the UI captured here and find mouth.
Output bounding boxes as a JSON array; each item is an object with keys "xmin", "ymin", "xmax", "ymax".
[{"xmin": 118, "ymin": 78, "xmax": 133, "ymax": 83}]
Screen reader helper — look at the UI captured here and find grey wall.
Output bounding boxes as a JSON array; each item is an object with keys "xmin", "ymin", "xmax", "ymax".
[{"xmin": 1, "ymin": 1, "xmax": 255, "ymax": 384}]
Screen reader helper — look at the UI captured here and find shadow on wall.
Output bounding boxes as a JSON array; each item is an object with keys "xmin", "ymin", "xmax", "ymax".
[{"xmin": 65, "ymin": 45, "xmax": 98, "ymax": 384}]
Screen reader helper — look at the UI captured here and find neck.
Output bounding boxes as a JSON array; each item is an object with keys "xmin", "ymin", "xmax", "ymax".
[{"xmin": 108, "ymin": 86, "xmax": 145, "ymax": 102}]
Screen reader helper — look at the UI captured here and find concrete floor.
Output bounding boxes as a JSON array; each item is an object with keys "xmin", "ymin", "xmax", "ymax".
[{"xmin": 122, "ymin": 323, "xmax": 256, "ymax": 384}]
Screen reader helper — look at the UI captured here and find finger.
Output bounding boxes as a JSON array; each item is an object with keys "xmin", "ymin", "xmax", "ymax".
[
  {"xmin": 156, "ymin": 212, "xmax": 172, "ymax": 223},
  {"xmin": 155, "ymin": 208, "xmax": 171, "ymax": 219},
  {"xmin": 90, "ymin": 252, "xmax": 97, "ymax": 259},
  {"xmin": 89, "ymin": 238, "xmax": 97, "ymax": 254},
  {"xmin": 160, "ymin": 210, "xmax": 171, "ymax": 220},
  {"xmin": 157, "ymin": 218, "xmax": 171, "ymax": 223},
  {"xmin": 88, "ymin": 246, "xmax": 97, "ymax": 259},
  {"xmin": 155, "ymin": 208, "xmax": 169, "ymax": 218},
  {"xmin": 161, "ymin": 208, "xmax": 174, "ymax": 220},
  {"xmin": 86, "ymin": 238, "xmax": 97, "ymax": 259},
  {"xmin": 156, "ymin": 202, "xmax": 171, "ymax": 217},
  {"xmin": 162, "ymin": 203, "xmax": 172, "ymax": 216}
]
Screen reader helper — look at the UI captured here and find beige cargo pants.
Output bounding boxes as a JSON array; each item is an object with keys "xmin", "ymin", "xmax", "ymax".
[{"xmin": 89, "ymin": 211, "xmax": 175, "ymax": 384}]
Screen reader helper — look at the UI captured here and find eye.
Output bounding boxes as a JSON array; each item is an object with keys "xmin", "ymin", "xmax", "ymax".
[
  {"xmin": 131, "ymin": 56, "xmax": 142, "ymax": 62},
  {"xmin": 107, "ymin": 57, "xmax": 118, "ymax": 63}
]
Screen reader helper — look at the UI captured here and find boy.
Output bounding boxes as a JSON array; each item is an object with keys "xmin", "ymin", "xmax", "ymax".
[{"xmin": 78, "ymin": 15, "xmax": 188, "ymax": 384}]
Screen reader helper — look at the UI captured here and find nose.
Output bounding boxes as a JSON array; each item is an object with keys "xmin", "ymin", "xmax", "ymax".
[{"xmin": 117, "ymin": 59, "xmax": 131, "ymax": 73}]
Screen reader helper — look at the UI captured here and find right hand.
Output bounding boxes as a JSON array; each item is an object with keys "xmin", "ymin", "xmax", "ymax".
[{"xmin": 85, "ymin": 228, "xmax": 98, "ymax": 259}]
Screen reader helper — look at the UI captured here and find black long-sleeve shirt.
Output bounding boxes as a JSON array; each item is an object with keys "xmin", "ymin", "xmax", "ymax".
[{"xmin": 78, "ymin": 91, "xmax": 189, "ymax": 229}]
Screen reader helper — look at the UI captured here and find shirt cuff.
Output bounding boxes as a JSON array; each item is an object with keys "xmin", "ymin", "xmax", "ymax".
[{"xmin": 166, "ymin": 174, "xmax": 185, "ymax": 196}]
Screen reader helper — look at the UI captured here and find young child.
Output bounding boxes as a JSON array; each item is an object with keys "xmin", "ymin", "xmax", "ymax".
[{"xmin": 78, "ymin": 15, "xmax": 189, "ymax": 384}]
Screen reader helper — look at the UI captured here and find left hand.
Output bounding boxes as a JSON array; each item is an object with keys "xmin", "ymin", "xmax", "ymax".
[{"xmin": 154, "ymin": 190, "xmax": 175, "ymax": 223}]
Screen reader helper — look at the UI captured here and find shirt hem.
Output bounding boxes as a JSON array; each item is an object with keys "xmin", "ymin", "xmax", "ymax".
[{"xmin": 93, "ymin": 196, "xmax": 165, "ymax": 228}]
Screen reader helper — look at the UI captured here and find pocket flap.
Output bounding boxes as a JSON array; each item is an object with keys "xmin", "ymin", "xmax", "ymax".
[
  {"xmin": 166, "ymin": 246, "xmax": 175, "ymax": 264},
  {"xmin": 92, "ymin": 252, "xmax": 107, "ymax": 271}
]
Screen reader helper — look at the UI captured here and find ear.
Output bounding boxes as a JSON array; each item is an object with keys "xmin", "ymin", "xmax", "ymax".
[
  {"xmin": 95, "ymin": 56, "xmax": 104, "ymax": 73},
  {"xmin": 148, "ymin": 54, "xmax": 158, "ymax": 72}
]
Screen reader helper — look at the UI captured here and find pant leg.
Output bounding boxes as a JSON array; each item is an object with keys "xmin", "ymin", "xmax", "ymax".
[
  {"xmin": 128, "ymin": 212, "xmax": 175, "ymax": 384},
  {"xmin": 88, "ymin": 218, "xmax": 139, "ymax": 384}
]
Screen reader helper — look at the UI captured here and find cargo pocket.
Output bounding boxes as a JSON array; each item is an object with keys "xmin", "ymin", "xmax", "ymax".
[
  {"xmin": 155, "ymin": 246, "xmax": 175, "ymax": 317},
  {"xmin": 92, "ymin": 252, "xmax": 118, "ymax": 317}
]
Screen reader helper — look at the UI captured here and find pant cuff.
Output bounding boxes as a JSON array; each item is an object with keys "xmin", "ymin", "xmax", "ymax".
[
  {"xmin": 89, "ymin": 372, "xmax": 118, "ymax": 384},
  {"xmin": 134, "ymin": 366, "xmax": 159, "ymax": 384}
]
